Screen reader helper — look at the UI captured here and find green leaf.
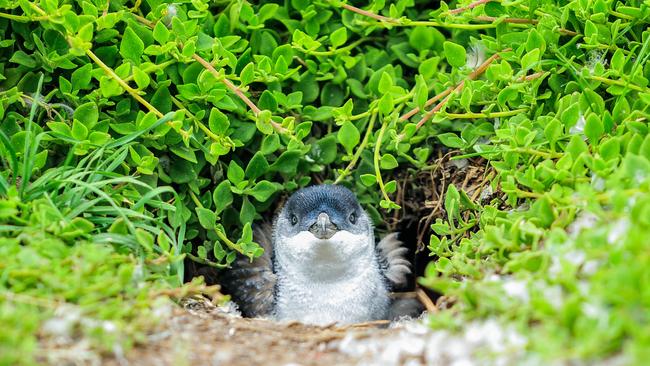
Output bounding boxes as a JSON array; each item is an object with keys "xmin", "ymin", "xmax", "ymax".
[
  {"xmin": 443, "ymin": 42, "xmax": 466, "ymax": 68},
  {"xmin": 414, "ymin": 75, "xmax": 428, "ymax": 110},
  {"xmin": 256, "ymin": 110, "xmax": 274, "ymax": 135},
  {"xmin": 521, "ymin": 48, "xmax": 540, "ymax": 70},
  {"xmin": 384, "ymin": 180, "xmax": 397, "ymax": 193},
  {"xmin": 360, "ymin": 174, "xmax": 376, "ymax": 186},
  {"xmin": 239, "ymin": 197, "xmax": 256, "ymax": 224},
  {"xmin": 437, "ymin": 133, "xmax": 465, "ymax": 148},
  {"xmin": 213, "ymin": 241, "xmax": 226, "ymax": 260},
  {"xmin": 258, "ymin": 90, "xmax": 278, "ymax": 112},
  {"xmin": 170, "ymin": 146, "xmax": 197, "ymax": 163},
  {"xmin": 409, "ymin": 27, "xmax": 435, "ymax": 51},
  {"xmin": 261, "ymin": 134, "xmax": 281, "ymax": 154},
  {"xmin": 71, "ymin": 119, "xmax": 89, "ymax": 140},
  {"xmin": 585, "ymin": 114, "xmax": 603, "ymax": 143},
  {"xmin": 270, "ymin": 150, "xmax": 301, "ymax": 174},
  {"xmin": 378, "ymin": 93, "xmax": 394, "ymax": 115},
  {"xmin": 197, "ymin": 245, "xmax": 208, "ymax": 259},
  {"xmin": 240, "ymin": 62, "xmax": 255, "ymax": 85},
  {"xmin": 135, "ymin": 229, "xmax": 154, "ymax": 252},
  {"xmin": 10, "ymin": 50, "xmax": 36, "ymax": 68},
  {"xmin": 561, "ymin": 103, "xmax": 580, "ymax": 128},
  {"xmin": 245, "ymin": 152, "xmax": 269, "ymax": 179},
  {"xmin": 74, "ymin": 102, "xmax": 98, "ymax": 129},
  {"xmin": 330, "ymin": 27, "xmax": 347, "ymax": 48},
  {"xmin": 444, "ymin": 184, "xmax": 460, "ymax": 223},
  {"xmin": 337, "ymin": 121, "xmax": 360, "ymax": 155},
  {"xmin": 378, "ymin": 72, "xmax": 393, "ymax": 94},
  {"xmin": 133, "ymin": 67, "xmax": 150, "ymax": 89},
  {"xmin": 248, "ymin": 180, "xmax": 278, "ymax": 202},
  {"xmin": 208, "ymin": 108, "xmax": 229, "ymax": 134},
  {"xmin": 599, "ymin": 137, "xmax": 619, "ymax": 161},
  {"xmin": 227, "ymin": 161, "xmax": 245, "ymax": 184},
  {"xmin": 120, "ymin": 26, "xmax": 145, "ymax": 63},
  {"xmin": 71, "ymin": 63, "xmax": 92, "ymax": 90},
  {"xmin": 153, "ymin": 21, "xmax": 170, "ymax": 44},
  {"xmin": 196, "ymin": 208, "xmax": 216, "ymax": 230},
  {"xmin": 213, "ymin": 181, "xmax": 233, "ymax": 214},
  {"xmin": 584, "ymin": 20, "xmax": 598, "ymax": 39},
  {"xmin": 241, "ymin": 222, "xmax": 254, "ymax": 243},
  {"xmin": 315, "ymin": 135, "xmax": 337, "ymax": 164},
  {"xmin": 380, "ymin": 154, "xmax": 398, "ymax": 169}
]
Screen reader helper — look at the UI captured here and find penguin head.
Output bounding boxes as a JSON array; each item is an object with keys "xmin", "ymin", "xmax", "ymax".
[{"xmin": 273, "ymin": 185, "xmax": 374, "ymax": 269}]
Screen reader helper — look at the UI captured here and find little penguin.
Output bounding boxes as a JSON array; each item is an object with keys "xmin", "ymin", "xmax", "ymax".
[{"xmin": 220, "ymin": 184, "xmax": 412, "ymax": 325}]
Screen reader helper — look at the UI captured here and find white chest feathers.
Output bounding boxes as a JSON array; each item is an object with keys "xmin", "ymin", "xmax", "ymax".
[{"xmin": 273, "ymin": 231, "xmax": 389, "ymax": 325}]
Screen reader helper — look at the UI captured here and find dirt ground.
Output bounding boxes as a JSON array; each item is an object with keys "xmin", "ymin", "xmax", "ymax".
[{"xmin": 104, "ymin": 298, "xmax": 396, "ymax": 366}]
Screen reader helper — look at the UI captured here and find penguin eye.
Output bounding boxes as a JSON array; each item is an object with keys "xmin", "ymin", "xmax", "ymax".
[
  {"xmin": 349, "ymin": 213, "xmax": 356, "ymax": 224},
  {"xmin": 290, "ymin": 214, "xmax": 298, "ymax": 225}
]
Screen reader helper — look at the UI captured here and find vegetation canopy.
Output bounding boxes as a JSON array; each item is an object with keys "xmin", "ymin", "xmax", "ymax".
[{"xmin": 0, "ymin": 0, "xmax": 649, "ymax": 364}]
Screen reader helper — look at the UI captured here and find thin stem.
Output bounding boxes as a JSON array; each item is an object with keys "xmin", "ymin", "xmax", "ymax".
[
  {"xmin": 373, "ymin": 121, "xmax": 391, "ymax": 203},
  {"xmin": 356, "ymin": 19, "xmax": 498, "ymax": 30},
  {"xmin": 185, "ymin": 253, "xmax": 228, "ymax": 268},
  {"xmin": 0, "ymin": 12, "xmax": 48, "ymax": 22},
  {"xmin": 587, "ymin": 75, "xmax": 647, "ymax": 93},
  {"xmin": 513, "ymin": 147, "xmax": 563, "ymax": 159},
  {"xmin": 519, "ymin": 71, "xmax": 547, "ymax": 81},
  {"xmin": 455, "ymin": 147, "xmax": 563, "ymax": 159},
  {"xmin": 85, "ymin": 49, "xmax": 163, "ymax": 118},
  {"xmin": 340, "ymin": 3, "xmax": 398, "ymax": 23},
  {"xmin": 474, "ymin": 16, "xmax": 578, "ymax": 36},
  {"xmin": 445, "ymin": 108, "xmax": 528, "ymax": 119},
  {"xmin": 340, "ymin": 2, "xmax": 576, "ymax": 34},
  {"xmin": 131, "ymin": 13, "xmax": 153, "ymax": 27},
  {"xmin": 335, "ymin": 111, "xmax": 378, "ymax": 184},
  {"xmin": 475, "ymin": 15, "xmax": 534, "ymax": 24},
  {"xmin": 293, "ymin": 37, "xmax": 373, "ymax": 56},
  {"xmin": 191, "ymin": 54, "xmax": 260, "ymax": 115}
]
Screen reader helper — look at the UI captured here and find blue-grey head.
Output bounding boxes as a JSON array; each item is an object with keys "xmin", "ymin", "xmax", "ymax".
[{"xmin": 273, "ymin": 185, "xmax": 375, "ymax": 271}]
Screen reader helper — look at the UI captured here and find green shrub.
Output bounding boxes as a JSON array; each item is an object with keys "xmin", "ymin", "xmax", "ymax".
[{"xmin": 1, "ymin": 0, "xmax": 649, "ymax": 364}]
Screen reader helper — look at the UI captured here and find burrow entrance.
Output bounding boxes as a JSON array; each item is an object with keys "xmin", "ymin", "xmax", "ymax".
[{"xmin": 185, "ymin": 154, "xmax": 492, "ymax": 320}]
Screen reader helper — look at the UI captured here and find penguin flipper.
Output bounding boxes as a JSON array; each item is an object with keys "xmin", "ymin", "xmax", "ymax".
[
  {"xmin": 377, "ymin": 232, "xmax": 411, "ymax": 289},
  {"xmin": 219, "ymin": 222, "xmax": 277, "ymax": 318}
]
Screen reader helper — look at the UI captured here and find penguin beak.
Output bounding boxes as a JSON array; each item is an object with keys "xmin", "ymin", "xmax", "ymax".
[{"xmin": 309, "ymin": 212, "xmax": 338, "ymax": 239}]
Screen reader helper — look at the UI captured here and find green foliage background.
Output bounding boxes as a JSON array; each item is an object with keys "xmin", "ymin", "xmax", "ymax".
[{"xmin": 1, "ymin": 0, "xmax": 649, "ymax": 364}]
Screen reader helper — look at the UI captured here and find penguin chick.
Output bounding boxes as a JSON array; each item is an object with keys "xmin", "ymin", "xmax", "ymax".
[{"xmin": 220, "ymin": 184, "xmax": 411, "ymax": 325}]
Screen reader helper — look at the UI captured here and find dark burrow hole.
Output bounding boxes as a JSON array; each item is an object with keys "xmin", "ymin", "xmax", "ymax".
[{"xmin": 185, "ymin": 153, "xmax": 491, "ymax": 322}]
